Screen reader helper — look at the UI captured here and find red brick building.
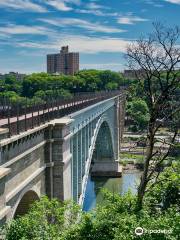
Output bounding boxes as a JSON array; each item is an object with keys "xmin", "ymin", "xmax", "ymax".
[{"xmin": 47, "ymin": 46, "xmax": 79, "ymax": 75}]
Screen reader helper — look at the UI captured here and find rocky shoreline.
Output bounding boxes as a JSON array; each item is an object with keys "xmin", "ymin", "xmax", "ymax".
[{"xmin": 122, "ymin": 163, "xmax": 143, "ymax": 173}]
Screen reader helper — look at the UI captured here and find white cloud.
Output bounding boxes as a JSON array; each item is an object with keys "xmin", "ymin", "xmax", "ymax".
[
  {"xmin": 40, "ymin": 17, "xmax": 125, "ymax": 33},
  {"xmin": 45, "ymin": 0, "xmax": 72, "ymax": 11},
  {"xmin": 76, "ymin": 0, "xmax": 114, "ymax": 16},
  {"xmin": 45, "ymin": 0, "xmax": 81, "ymax": 11},
  {"xmin": 76, "ymin": 9, "xmax": 103, "ymax": 15},
  {"xmin": 85, "ymin": 1, "xmax": 110, "ymax": 11},
  {"xmin": 17, "ymin": 49, "xmax": 48, "ymax": 57},
  {"xmin": 0, "ymin": 24, "xmax": 52, "ymax": 35},
  {"xmin": 76, "ymin": 8, "xmax": 118, "ymax": 16},
  {"xmin": 164, "ymin": 0, "xmax": 180, "ymax": 4},
  {"xmin": 117, "ymin": 15, "xmax": 148, "ymax": 25},
  {"xmin": 86, "ymin": 2, "xmax": 103, "ymax": 9},
  {"xmin": 0, "ymin": 32, "xmax": 10, "ymax": 38},
  {"xmin": 142, "ymin": 0, "xmax": 163, "ymax": 7},
  {"xmin": 16, "ymin": 34, "xmax": 132, "ymax": 54},
  {"xmin": 0, "ymin": 0, "xmax": 47, "ymax": 12}
]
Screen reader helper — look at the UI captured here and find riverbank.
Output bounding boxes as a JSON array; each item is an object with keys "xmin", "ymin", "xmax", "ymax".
[{"xmin": 123, "ymin": 164, "xmax": 143, "ymax": 172}]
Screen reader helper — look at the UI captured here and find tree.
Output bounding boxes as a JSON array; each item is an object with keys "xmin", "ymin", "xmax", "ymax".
[
  {"xmin": 76, "ymin": 70, "xmax": 101, "ymax": 91},
  {"xmin": 98, "ymin": 70, "xmax": 124, "ymax": 90},
  {"xmin": 126, "ymin": 22, "xmax": 180, "ymax": 209},
  {"xmin": 0, "ymin": 91, "xmax": 26, "ymax": 105},
  {"xmin": 3, "ymin": 179, "xmax": 180, "ymax": 240},
  {"xmin": 127, "ymin": 99, "xmax": 150, "ymax": 131},
  {"xmin": 105, "ymin": 82, "xmax": 118, "ymax": 90},
  {"xmin": 22, "ymin": 73, "xmax": 51, "ymax": 97},
  {"xmin": 3, "ymin": 197, "xmax": 81, "ymax": 240},
  {"xmin": 76, "ymin": 69, "xmax": 124, "ymax": 91},
  {"xmin": 145, "ymin": 162, "xmax": 180, "ymax": 211},
  {"xmin": 4, "ymin": 75, "xmax": 22, "ymax": 94}
]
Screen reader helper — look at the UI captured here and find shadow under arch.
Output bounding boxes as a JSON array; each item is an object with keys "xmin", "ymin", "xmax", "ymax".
[
  {"xmin": 14, "ymin": 190, "xmax": 39, "ymax": 218},
  {"xmin": 92, "ymin": 121, "xmax": 114, "ymax": 162}
]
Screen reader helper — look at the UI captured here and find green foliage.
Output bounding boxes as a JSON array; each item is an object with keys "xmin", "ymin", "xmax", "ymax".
[
  {"xmin": 169, "ymin": 143, "xmax": 180, "ymax": 157},
  {"xmin": 3, "ymin": 165, "xmax": 180, "ymax": 240},
  {"xmin": 75, "ymin": 70, "xmax": 124, "ymax": 91},
  {"xmin": 3, "ymin": 75, "xmax": 22, "ymax": 94},
  {"xmin": 0, "ymin": 91, "xmax": 26, "ymax": 104},
  {"xmin": 105, "ymin": 82, "xmax": 118, "ymax": 90},
  {"xmin": 127, "ymin": 98, "xmax": 150, "ymax": 131},
  {"xmin": 145, "ymin": 162, "xmax": 180, "ymax": 211},
  {"xmin": 21, "ymin": 70, "xmax": 124, "ymax": 97},
  {"xmin": 0, "ymin": 70, "xmax": 125, "ymax": 106},
  {"xmin": 4, "ymin": 197, "xmax": 81, "ymax": 240},
  {"xmin": 120, "ymin": 153, "xmax": 144, "ymax": 163},
  {"xmin": 34, "ymin": 88, "xmax": 72, "ymax": 99},
  {"xmin": 75, "ymin": 70, "xmax": 101, "ymax": 91},
  {"xmin": 98, "ymin": 70, "xmax": 124, "ymax": 90}
]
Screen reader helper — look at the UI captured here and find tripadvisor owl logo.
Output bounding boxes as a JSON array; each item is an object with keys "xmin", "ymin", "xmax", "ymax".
[{"xmin": 135, "ymin": 227, "xmax": 144, "ymax": 236}]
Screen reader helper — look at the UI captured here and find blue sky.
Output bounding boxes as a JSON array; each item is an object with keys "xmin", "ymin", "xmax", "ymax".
[{"xmin": 0, "ymin": 0, "xmax": 180, "ymax": 73}]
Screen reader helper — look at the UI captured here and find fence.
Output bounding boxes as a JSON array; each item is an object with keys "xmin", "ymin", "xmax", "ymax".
[{"xmin": 0, "ymin": 90, "xmax": 123, "ymax": 137}]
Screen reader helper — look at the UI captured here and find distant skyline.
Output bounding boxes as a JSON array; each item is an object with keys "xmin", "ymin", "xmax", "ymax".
[{"xmin": 0, "ymin": 0, "xmax": 180, "ymax": 73}]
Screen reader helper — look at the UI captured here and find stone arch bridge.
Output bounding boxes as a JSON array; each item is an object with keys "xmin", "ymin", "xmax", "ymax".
[{"xmin": 0, "ymin": 91, "xmax": 125, "ymax": 225}]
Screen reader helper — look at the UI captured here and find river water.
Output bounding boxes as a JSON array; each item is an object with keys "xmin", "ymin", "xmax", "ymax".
[{"xmin": 83, "ymin": 171, "xmax": 142, "ymax": 211}]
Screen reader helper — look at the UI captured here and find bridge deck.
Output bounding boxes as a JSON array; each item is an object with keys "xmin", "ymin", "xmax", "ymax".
[{"xmin": 0, "ymin": 91, "xmax": 121, "ymax": 136}]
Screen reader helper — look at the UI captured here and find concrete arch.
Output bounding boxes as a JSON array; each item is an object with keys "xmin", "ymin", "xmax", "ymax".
[
  {"xmin": 92, "ymin": 120, "xmax": 114, "ymax": 162},
  {"xmin": 80, "ymin": 115, "xmax": 117, "ymax": 205},
  {"xmin": 13, "ymin": 190, "xmax": 40, "ymax": 218},
  {"xmin": 89, "ymin": 115, "xmax": 115, "ymax": 164}
]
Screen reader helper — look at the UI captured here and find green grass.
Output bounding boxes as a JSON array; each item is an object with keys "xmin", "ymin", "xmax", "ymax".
[
  {"xmin": 120, "ymin": 153, "xmax": 144, "ymax": 164},
  {"xmin": 120, "ymin": 152, "xmax": 143, "ymax": 159},
  {"xmin": 120, "ymin": 153, "xmax": 179, "ymax": 166},
  {"xmin": 123, "ymin": 136, "xmax": 140, "ymax": 142},
  {"xmin": 157, "ymin": 127, "xmax": 169, "ymax": 133}
]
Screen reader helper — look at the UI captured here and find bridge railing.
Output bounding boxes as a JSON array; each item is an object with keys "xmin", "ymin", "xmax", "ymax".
[{"xmin": 0, "ymin": 90, "xmax": 123, "ymax": 137}]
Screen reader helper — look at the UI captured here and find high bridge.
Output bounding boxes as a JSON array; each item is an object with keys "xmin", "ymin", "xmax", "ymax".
[{"xmin": 0, "ymin": 91, "xmax": 126, "ymax": 225}]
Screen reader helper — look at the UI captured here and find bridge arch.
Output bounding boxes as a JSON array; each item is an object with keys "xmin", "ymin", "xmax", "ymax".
[
  {"xmin": 13, "ymin": 189, "xmax": 40, "ymax": 218},
  {"xmin": 79, "ymin": 114, "xmax": 121, "ymax": 205},
  {"xmin": 79, "ymin": 115, "xmax": 117, "ymax": 204},
  {"xmin": 92, "ymin": 120, "xmax": 114, "ymax": 162},
  {"xmin": 89, "ymin": 114, "xmax": 115, "ymax": 161}
]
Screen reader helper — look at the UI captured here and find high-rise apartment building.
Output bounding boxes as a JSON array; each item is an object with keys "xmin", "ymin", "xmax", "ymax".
[{"xmin": 47, "ymin": 46, "xmax": 79, "ymax": 75}]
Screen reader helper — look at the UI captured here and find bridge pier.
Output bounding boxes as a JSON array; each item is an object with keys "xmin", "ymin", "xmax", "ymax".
[
  {"xmin": 0, "ymin": 167, "xmax": 11, "ymax": 225},
  {"xmin": 45, "ymin": 118, "xmax": 73, "ymax": 201},
  {"xmin": 91, "ymin": 160, "xmax": 122, "ymax": 177}
]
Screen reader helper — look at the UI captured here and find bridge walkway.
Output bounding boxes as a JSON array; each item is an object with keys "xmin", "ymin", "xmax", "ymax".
[{"xmin": 0, "ymin": 91, "xmax": 120, "ymax": 136}]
